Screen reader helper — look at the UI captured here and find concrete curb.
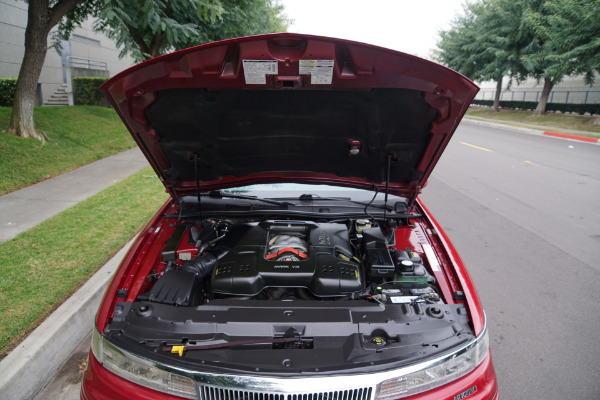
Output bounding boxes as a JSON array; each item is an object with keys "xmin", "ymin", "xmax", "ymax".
[
  {"xmin": 463, "ymin": 118, "xmax": 544, "ymax": 136},
  {"xmin": 463, "ymin": 117, "xmax": 600, "ymax": 145},
  {"xmin": 0, "ymin": 238, "xmax": 136, "ymax": 400},
  {"xmin": 543, "ymin": 131, "xmax": 600, "ymax": 144}
]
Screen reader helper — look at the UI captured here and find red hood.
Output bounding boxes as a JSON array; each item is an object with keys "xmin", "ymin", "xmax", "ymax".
[{"xmin": 101, "ymin": 33, "xmax": 478, "ymax": 199}]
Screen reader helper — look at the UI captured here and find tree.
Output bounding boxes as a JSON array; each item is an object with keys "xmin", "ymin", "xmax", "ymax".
[
  {"xmin": 521, "ymin": 0, "xmax": 600, "ymax": 114},
  {"xmin": 9, "ymin": 0, "xmax": 100, "ymax": 141},
  {"xmin": 437, "ymin": 0, "xmax": 600, "ymax": 115},
  {"xmin": 436, "ymin": 4, "xmax": 482, "ymax": 79},
  {"xmin": 95, "ymin": 0, "xmax": 289, "ymax": 62},
  {"xmin": 182, "ymin": 0, "xmax": 289, "ymax": 47},
  {"xmin": 436, "ymin": 0, "xmax": 526, "ymax": 112}
]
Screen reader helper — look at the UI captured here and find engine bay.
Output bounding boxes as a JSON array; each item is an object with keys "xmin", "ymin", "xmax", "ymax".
[
  {"xmin": 103, "ymin": 198, "xmax": 476, "ymax": 372},
  {"xmin": 137, "ymin": 217, "xmax": 439, "ymax": 306}
]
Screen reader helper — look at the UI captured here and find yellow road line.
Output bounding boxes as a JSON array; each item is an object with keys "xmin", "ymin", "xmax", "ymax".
[{"xmin": 460, "ymin": 141, "xmax": 492, "ymax": 152}]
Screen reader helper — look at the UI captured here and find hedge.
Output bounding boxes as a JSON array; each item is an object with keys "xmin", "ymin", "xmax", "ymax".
[
  {"xmin": 0, "ymin": 78, "xmax": 17, "ymax": 107},
  {"xmin": 471, "ymin": 99, "xmax": 600, "ymax": 115},
  {"xmin": 73, "ymin": 77, "xmax": 109, "ymax": 106}
]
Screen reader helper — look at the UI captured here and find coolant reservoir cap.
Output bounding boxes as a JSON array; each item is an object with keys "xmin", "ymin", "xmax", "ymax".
[{"xmin": 400, "ymin": 260, "xmax": 415, "ymax": 272}]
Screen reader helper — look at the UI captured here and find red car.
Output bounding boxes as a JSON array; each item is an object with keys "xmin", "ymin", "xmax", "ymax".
[{"xmin": 82, "ymin": 33, "xmax": 498, "ymax": 400}]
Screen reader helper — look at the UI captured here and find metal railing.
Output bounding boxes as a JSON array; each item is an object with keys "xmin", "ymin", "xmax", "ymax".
[
  {"xmin": 66, "ymin": 56, "xmax": 107, "ymax": 71},
  {"xmin": 475, "ymin": 89, "xmax": 600, "ymax": 105}
]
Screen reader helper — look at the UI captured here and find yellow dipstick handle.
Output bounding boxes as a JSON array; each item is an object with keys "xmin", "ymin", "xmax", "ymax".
[{"xmin": 171, "ymin": 345, "xmax": 185, "ymax": 357}]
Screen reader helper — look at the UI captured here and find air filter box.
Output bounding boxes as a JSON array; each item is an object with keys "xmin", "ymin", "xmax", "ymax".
[{"xmin": 362, "ymin": 227, "xmax": 395, "ymax": 282}]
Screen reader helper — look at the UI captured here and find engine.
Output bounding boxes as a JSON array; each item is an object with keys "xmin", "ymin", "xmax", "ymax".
[
  {"xmin": 139, "ymin": 218, "xmax": 437, "ymax": 306},
  {"xmin": 211, "ymin": 221, "xmax": 362, "ymax": 297}
]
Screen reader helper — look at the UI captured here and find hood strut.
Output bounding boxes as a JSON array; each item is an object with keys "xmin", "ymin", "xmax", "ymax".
[
  {"xmin": 194, "ymin": 154, "xmax": 202, "ymax": 219},
  {"xmin": 166, "ymin": 173, "xmax": 180, "ymax": 205},
  {"xmin": 383, "ymin": 154, "xmax": 392, "ymax": 219},
  {"xmin": 408, "ymin": 174, "xmax": 423, "ymax": 211}
]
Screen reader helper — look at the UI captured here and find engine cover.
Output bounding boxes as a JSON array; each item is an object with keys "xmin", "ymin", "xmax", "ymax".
[{"xmin": 210, "ymin": 221, "xmax": 362, "ymax": 297}]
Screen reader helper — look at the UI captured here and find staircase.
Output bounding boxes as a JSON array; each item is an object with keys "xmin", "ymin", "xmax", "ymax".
[{"xmin": 44, "ymin": 84, "xmax": 69, "ymax": 106}]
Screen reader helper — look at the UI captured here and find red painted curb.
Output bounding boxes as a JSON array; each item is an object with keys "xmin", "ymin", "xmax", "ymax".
[{"xmin": 543, "ymin": 131, "xmax": 599, "ymax": 144}]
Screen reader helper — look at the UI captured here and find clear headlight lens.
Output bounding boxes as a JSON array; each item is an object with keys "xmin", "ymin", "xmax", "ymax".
[
  {"xmin": 92, "ymin": 329, "xmax": 196, "ymax": 399},
  {"xmin": 376, "ymin": 329, "xmax": 489, "ymax": 400}
]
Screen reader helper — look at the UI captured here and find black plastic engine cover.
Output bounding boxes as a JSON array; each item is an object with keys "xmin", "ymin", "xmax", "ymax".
[{"xmin": 210, "ymin": 221, "xmax": 362, "ymax": 297}]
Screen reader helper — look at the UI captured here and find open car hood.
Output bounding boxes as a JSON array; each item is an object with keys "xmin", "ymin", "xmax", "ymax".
[{"xmin": 101, "ymin": 33, "xmax": 478, "ymax": 199}]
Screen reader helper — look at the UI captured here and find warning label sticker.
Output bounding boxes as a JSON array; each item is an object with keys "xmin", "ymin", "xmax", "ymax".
[
  {"xmin": 390, "ymin": 296, "xmax": 419, "ymax": 304},
  {"xmin": 299, "ymin": 59, "xmax": 334, "ymax": 84},
  {"xmin": 243, "ymin": 60, "xmax": 278, "ymax": 84}
]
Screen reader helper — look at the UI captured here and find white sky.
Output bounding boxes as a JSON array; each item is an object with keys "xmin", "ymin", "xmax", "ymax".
[{"xmin": 279, "ymin": 0, "xmax": 465, "ymax": 59}]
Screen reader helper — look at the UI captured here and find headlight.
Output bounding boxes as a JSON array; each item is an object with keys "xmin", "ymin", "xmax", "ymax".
[
  {"xmin": 91, "ymin": 329, "xmax": 197, "ymax": 399},
  {"xmin": 375, "ymin": 327, "xmax": 489, "ymax": 399}
]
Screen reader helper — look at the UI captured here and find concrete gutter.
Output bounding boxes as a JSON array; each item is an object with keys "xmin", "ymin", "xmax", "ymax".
[
  {"xmin": 464, "ymin": 116, "xmax": 600, "ymax": 144},
  {"xmin": 0, "ymin": 238, "xmax": 135, "ymax": 400},
  {"xmin": 464, "ymin": 117, "xmax": 545, "ymax": 136}
]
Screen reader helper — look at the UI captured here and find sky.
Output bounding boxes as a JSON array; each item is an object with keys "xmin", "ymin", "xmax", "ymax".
[{"xmin": 279, "ymin": 0, "xmax": 466, "ymax": 59}]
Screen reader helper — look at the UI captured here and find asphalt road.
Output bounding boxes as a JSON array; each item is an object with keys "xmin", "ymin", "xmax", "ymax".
[{"xmin": 420, "ymin": 121, "xmax": 600, "ymax": 400}]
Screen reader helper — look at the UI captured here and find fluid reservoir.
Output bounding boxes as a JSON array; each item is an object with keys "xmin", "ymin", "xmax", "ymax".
[{"xmin": 392, "ymin": 249, "xmax": 435, "ymax": 286}]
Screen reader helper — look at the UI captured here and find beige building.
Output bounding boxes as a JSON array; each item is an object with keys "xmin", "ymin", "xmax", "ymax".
[{"xmin": 0, "ymin": 0, "xmax": 135, "ymax": 105}]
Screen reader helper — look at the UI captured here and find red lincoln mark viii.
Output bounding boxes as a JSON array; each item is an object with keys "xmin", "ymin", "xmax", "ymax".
[{"xmin": 81, "ymin": 33, "xmax": 498, "ymax": 400}]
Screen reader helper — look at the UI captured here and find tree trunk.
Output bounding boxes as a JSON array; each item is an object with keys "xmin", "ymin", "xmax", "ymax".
[
  {"xmin": 492, "ymin": 77, "xmax": 502, "ymax": 112},
  {"xmin": 9, "ymin": 0, "xmax": 51, "ymax": 141},
  {"xmin": 8, "ymin": 0, "xmax": 83, "ymax": 141},
  {"xmin": 534, "ymin": 77, "xmax": 553, "ymax": 116}
]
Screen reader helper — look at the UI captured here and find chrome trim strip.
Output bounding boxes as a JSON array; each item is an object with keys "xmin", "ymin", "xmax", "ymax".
[
  {"xmin": 421, "ymin": 243, "xmax": 441, "ymax": 272},
  {"xmin": 97, "ymin": 315, "xmax": 488, "ymax": 397}
]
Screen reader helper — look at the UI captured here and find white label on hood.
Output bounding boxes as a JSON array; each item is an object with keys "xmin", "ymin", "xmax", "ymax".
[
  {"xmin": 299, "ymin": 59, "xmax": 334, "ymax": 84},
  {"xmin": 243, "ymin": 60, "xmax": 278, "ymax": 84}
]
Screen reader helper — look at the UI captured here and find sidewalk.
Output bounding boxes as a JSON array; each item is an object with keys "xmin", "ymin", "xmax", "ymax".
[{"xmin": 0, "ymin": 147, "xmax": 148, "ymax": 243}]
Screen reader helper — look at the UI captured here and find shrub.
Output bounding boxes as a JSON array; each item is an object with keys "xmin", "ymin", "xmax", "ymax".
[
  {"xmin": 471, "ymin": 99, "xmax": 600, "ymax": 115},
  {"xmin": 73, "ymin": 77, "xmax": 109, "ymax": 106},
  {"xmin": 0, "ymin": 78, "xmax": 18, "ymax": 107}
]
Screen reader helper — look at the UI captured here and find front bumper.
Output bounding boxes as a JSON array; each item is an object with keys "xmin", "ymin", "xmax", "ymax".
[
  {"xmin": 81, "ymin": 317, "xmax": 498, "ymax": 400},
  {"xmin": 81, "ymin": 348, "xmax": 497, "ymax": 400}
]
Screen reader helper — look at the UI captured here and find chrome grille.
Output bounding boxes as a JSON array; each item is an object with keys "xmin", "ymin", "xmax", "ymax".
[
  {"xmin": 289, "ymin": 388, "xmax": 373, "ymax": 400},
  {"xmin": 198, "ymin": 386, "xmax": 373, "ymax": 400}
]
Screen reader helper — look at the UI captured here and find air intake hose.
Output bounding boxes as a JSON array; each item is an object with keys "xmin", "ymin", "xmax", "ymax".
[{"xmin": 180, "ymin": 252, "xmax": 219, "ymax": 279}]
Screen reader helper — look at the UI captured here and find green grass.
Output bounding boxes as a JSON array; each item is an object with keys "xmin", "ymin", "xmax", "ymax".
[
  {"xmin": 0, "ymin": 106, "xmax": 136, "ymax": 195},
  {"xmin": 466, "ymin": 108, "xmax": 600, "ymax": 137},
  {"xmin": 0, "ymin": 167, "xmax": 169, "ymax": 358}
]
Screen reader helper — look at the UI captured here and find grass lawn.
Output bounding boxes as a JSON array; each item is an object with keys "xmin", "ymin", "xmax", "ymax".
[
  {"xmin": 466, "ymin": 108, "xmax": 600, "ymax": 137},
  {"xmin": 0, "ymin": 166, "xmax": 169, "ymax": 359},
  {"xmin": 0, "ymin": 106, "xmax": 136, "ymax": 195}
]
